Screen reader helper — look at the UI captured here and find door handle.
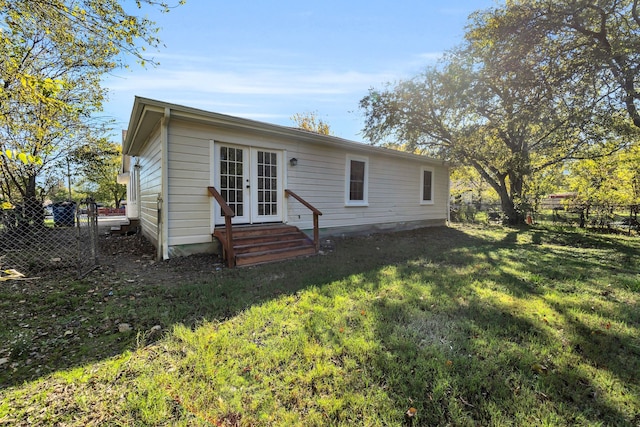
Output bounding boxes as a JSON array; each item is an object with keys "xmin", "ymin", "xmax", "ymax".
[{"xmin": 246, "ymin": 185, "xmax": 250, "ymax": 189}]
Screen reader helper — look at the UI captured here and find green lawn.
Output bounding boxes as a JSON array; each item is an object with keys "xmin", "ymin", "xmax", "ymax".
[{"xmin": 1, "ymin": 225, "xmax": 639, "ymax": 426}]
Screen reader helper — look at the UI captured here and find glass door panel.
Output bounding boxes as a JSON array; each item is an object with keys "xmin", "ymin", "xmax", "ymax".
[
  {"xmin": 218, "ymin": 145, "xmax": 250, "ymax": 224},
  {"xmin": 252, "ymin": 149, "xmax": 282, "ymax": 223}
]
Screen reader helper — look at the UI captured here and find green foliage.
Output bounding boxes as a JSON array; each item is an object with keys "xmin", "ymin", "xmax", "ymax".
[
  {"xmin": 567, "ymin": 144, "xmax": 640, "ymax": 219},
  {"xmin": 450, "ymin": 166, "xmax": 500, "ymax": 206},
  {"xmin": 71, "ymin": 140, "xmax": 126, "ymax": 207},
  {"xmin": 486, "ymin": 0, "xmax": 640, "ymax": 130},
  {"xmin": 0, "ymin": 0, "xmax": 182, "ymax": 211},
  {"xmin": 523, "ymin": 164, "xmax": 568, "ymax": 211},
  {"xmin": 0, "ymin": 226, "xmax": 638, "ymax": 425},
  {"xmin": 291, "ymin": 111, "xmax": 333, "ymax": 135},
  {"xmin": 2, "ymin": 150, "xmax": 42, "ymax": 166},
  {"xmin": 361, "ymin": 0, "xmax": 640, "ymax": 225}
]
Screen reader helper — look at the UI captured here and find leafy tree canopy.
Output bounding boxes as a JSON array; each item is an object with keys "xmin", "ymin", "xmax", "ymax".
[
  {"xmin": 360, "ymin": 0, "xmax": 640, "ymax": 224},
  {"xmin": 472, "ymin": 0, "xmax": 640, "ymax": 130},
  {"xmin": 72, "ymin": 140, "xmax": 126, "ymax": 207},
  {"xmin": 0, "ymin": 0, "xmax": 182, "ymax": 217},
  {"xmin": 291, "ymin": 111, "xmax": 333, "ymax": 135}
]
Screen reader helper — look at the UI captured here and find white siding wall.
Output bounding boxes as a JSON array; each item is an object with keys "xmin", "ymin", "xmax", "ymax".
[
  {"xmin": 137, "ymin": 123, "xmax": 162, "ymax": 246},
  {"xmin": 162, "ymin": 119, "xmax": 448, "ymax": 247},
  {"xmin": 166, "ymin": 121, "xmax": 213, "ymax": 246},
  {"xmin": 284, "ymin": 143, "xmax": 448, "ymax": 232}
]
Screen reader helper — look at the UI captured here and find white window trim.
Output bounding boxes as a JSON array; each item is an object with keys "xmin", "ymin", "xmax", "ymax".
[
  {"xmin": 345, "ymin": 154, "xmax": 369, "ymax": 207},
  {"xmin": 131, "ymin": 162, "xmax": 140, "ymax": 203},
  {"xmin": 420, "ymin": 166, "xmax": 434, "ymax": 205}
]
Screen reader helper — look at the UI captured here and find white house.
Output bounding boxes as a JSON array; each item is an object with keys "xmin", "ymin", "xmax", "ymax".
[{"xmin": 118, "ymin": 97, "xmax": 450, "ymax": 266}]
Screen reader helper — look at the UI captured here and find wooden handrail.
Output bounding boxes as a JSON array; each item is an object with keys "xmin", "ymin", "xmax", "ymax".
[
  {"xmin": 285, "ymin": 189, "xmax": 323, "ymax": 252},
  {"xmin": 208, "ymin": 186, "xmax": 235, "ymax": 267},
  {"xmin": 208, "ymin": 186, "xmax": 235, "ymax": 218}
]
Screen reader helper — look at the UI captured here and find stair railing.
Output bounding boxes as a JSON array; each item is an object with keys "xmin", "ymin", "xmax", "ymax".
[
  {"xmin": 208, "ymin": 186, "xmax": 236, "ymax": 267},
  {"xmin": 284, "ymin": 189, "xmax": 323, "ymax": 251}
]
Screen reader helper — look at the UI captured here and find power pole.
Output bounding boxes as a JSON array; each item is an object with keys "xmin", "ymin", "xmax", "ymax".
[{"xmin": 67, "ymin": 157, "xmax": 72, "ymax": 200}]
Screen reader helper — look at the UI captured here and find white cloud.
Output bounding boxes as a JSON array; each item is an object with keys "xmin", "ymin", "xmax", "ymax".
[
  {"xmin": 101, "ymin": 51, "xmax": 424, "ymax": 140},
  {"xmin": 105, "ymin": 64, "xmax": 395, "ymax": 97}
]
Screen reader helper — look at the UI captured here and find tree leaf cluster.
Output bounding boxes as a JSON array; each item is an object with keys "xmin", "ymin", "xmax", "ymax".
[
  {"xmin": 360, "ymin": 0, "xmax": 640, "ymax": 223},
  {"xmin": 0, "ymin": 0, "xmax": 182, "ymax": 218},
  {"xmin": 71, "ymin": 140, "xmax": 127, "ymax": 207},
  {"xmin": 291, "ymin": 111, "xmax": 333, "ymax": 135}
]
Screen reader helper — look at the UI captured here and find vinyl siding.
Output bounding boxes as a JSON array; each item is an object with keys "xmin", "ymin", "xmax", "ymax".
[
  {"xmin": 137, "ymin": 123, "xmax": 162, "ymax": 246},
  {"xmin": 166, "ymin": 121, "xmax": 213, "ymax": 246},
  {"xmin": 284, "ymin": 144, "xmax": 449, "ymax": 232},
  {"xmin": 162, "ymin": 119, "xmax": 448, "ymax": 244}
]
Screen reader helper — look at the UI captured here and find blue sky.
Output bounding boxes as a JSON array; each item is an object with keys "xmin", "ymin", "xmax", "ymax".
[{"xmin": 102, "ymin": 0, "xmax": 499, "ymax": 142}]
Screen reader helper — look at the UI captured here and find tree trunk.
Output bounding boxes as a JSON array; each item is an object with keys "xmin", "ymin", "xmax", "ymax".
[
  {"xmin": 499, "ymin": 191, "xmax": 520, "ymax": 225},
  {"xmin": 468, "ymin": 162, "xmax": 525, "ymax": 225},
  {"xmin": 490, "ymin": 175, "xmax": 522, "ymax": 225},
  {"xmin": 22, "ymin": 174, "xmax": 45, "ymax": 230}
]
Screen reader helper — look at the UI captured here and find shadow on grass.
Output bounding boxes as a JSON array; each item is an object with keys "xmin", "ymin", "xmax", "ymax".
[
  {"xmin": 1, "ymin": 226, "xmax": 481, "ymax": 389},
  {"xmin": 365, "ymin": 258, "xmax": 638, "ymax": 425},
  {"xmin": 1, "ymin": 224, "xmax": 638, "ymax": 427}
]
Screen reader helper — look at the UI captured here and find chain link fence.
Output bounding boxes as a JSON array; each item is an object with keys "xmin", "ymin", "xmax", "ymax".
[
  {"xmin": 77, "ymin": 201, "xmax": 99, "ymax": 278},
  {"xmin": 0, "ymin": 198, "xmax": 99, "ymax": 278}
]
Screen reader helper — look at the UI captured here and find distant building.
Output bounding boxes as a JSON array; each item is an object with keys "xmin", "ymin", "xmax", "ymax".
[{"xmin": 540, "ymin": 192, "xmax": 577, "ymax": 210}]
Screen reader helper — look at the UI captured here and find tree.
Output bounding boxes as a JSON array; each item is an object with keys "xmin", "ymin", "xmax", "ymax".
[
  {"xmin": 360, "ymin": 2, "xmax": 638, "ymax": 224},
  {"xmin": 475, "ymin": 0, "xmax": 640, "ymax": 130},
  {"xmin": 523, "ymin": 164, "xmax": 568, "ymax": 213},
  {"xmin": 0, "ymin": 0, "xmax": 182, "ymax": 224},
  {"xmin": 291, "ymin": 111, "xmax": 333, "ymax": 135},
  {"xmin": 77, "ymin": 143, "xmax": 126, "ymax": 208},
  {"xmin": 360, "ymin": 55, "xmax": 620, "ymax": 223},
  {"xmin": 450, "ymin": 166, "xmax": 499, "ymax": 207},
  {"xmin": 72, "ymin": 141, "xmax": 126, "ymax": 208},
  {"xmin": 567, "ymin": 143, "xmax": 640, "ymax": 223},
  {"xmin": 1, "ymin": 0, "xmax": 183, "ymax": 114}
]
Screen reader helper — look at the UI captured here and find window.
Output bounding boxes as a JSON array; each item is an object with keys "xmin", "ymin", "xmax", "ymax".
[
  {"xmin": 421, "ymin": 167, "xmax": 434, "ymax": 204},
  {"xmin": 345, "ymin": 155, "xmax": 368, "ymax": 206}
]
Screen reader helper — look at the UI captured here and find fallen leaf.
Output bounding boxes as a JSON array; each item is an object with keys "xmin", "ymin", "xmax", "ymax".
[
  {"xmin": 531, "ymin": 363, "xmax": 548, "ymax": 374},
  {"xmin": 405, "ymin": 407, "xmax": 417, "ymax": 418}
]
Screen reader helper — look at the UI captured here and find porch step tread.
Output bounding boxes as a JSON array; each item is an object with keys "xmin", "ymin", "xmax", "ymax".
[
  {"xmin": 213, "ymin": 223, "xmax": 317, "ymax": 267},
  {"xmin": 109, "ymin": 219, "xmax": 141, "ymax": 236},
  {"xmin": 235, "ymin": 245, "xmax": 317, "ymax": 266},
  {"xmin": 215, "ymin": 224, "xmax": 298, "ymax": 239},
  {"xmin": 234, "ymin": 238, "xmax": 313, "ymax": 254},
  {"xmin": 228, "ymin": 232, "xmax": 307, "ymax": 245}
]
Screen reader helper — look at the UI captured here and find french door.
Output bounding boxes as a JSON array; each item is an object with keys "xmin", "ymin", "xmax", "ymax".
[{"xmin": 215, "ymin": 144, "xmax": 283, "ymax": 225}]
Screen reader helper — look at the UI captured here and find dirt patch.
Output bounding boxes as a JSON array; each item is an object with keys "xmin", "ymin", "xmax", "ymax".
[
  {"xmin": 0, "ymin": 232, "xmax": 228, "ymax": 389},
  {"xmin": 96, "ymin": 233, "xmax": 226, "ymax": 286}
]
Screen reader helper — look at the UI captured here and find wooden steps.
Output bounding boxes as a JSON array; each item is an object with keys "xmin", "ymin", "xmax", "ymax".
[
  {"xmin": 213, "ymin": 224, "xmax": 317, "ymax": 267},
  {"xmin": 109, "ymin": 219, "xmax": 141, "ymax": 236}
]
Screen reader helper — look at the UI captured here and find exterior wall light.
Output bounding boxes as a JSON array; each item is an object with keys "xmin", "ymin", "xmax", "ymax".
[{"xmin": 289, "ymin": 157, "xmax": 298, "ymax": 166}]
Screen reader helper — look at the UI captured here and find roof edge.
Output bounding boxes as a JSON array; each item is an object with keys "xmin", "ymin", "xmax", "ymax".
[{"xmin": 123, "ymin": 97, "xmax": 449, "ymax": 166}]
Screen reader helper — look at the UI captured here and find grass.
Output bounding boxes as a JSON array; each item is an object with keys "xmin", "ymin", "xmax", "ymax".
[{"xmin": 1, "ymin": 224, "xmax": 639, "ymax": 426}]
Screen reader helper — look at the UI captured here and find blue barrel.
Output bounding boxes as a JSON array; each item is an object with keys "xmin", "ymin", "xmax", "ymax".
[{"xmin": 52, "ymin": 201, "xmax": 76, "ymax": 227}]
